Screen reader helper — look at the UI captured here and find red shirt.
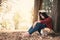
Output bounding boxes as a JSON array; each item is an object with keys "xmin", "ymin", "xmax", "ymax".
[{"xmin": 40, "ymin": 17, "xmax": 53, "ymax": 29}]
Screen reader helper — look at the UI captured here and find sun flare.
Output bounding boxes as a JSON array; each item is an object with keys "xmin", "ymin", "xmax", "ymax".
[{"xmin": 0, "ymin": 0, "xmax": 34, "ymax": 31}]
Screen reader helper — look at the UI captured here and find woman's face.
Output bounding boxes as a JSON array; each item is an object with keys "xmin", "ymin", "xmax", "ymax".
[{"xmin": 40, "ymin": 14, "xmax": 45, "ymax": 19}]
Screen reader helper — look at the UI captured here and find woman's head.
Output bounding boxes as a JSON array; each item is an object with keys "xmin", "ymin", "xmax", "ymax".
[{"xmin": 39, "ymin": 12, "xmax": 49, "ymax": 20}]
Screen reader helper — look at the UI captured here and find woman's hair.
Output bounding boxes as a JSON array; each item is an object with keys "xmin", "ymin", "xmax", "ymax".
[{"xmin": 39, "ymin": 12, "xmax": 49, "ymax": 20}]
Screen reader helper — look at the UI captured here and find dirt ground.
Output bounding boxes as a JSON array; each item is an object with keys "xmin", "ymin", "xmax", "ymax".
[{"xmin": 0, "ymin": 31, "xmax": 60, "ymax": 40}]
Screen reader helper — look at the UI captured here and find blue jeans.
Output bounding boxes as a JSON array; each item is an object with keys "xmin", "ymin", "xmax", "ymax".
[{"xmin": 28, "ymin": 23, "xmax": 46, "ymax": 34}]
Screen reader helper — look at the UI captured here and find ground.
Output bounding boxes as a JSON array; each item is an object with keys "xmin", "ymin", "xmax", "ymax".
[{"xmin": 0, "ymin": 31, "xmax": 60, "ymax": 40}]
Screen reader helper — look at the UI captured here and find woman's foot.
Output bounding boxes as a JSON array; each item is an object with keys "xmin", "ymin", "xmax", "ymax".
[{"xmin": 22, "ymin": 32, "xmax": 31, "ymax": 37}]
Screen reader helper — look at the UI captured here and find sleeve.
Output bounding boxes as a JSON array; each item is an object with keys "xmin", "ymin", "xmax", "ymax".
[{"xmin": 40, "ymin": 17, "xmax": 52, "ymax": 24}]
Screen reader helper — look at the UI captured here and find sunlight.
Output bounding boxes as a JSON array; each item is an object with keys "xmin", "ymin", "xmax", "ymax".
[{"xmin": 0, "ymin": 0, "xmax": 34, "ymax": 31}]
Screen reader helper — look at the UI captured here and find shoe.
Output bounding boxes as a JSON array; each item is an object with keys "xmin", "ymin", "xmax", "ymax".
[{"xmin": 22, "ymin": 32, "xmax": 31, "ymax": 37}]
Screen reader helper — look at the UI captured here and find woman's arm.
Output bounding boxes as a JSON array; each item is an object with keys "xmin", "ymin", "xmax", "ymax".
[
  {"xmin": 40, "ymin": 17, "xmax": 52, "ymax": 24},
  {"xmin": 33, "ymin": 21, "xmax": 40, "ymax": 28}
]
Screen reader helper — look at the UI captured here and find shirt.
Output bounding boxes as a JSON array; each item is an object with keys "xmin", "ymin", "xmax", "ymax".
[{"xmin": 40, "ymin": 17, "xmax": 53, "ymax": 29}]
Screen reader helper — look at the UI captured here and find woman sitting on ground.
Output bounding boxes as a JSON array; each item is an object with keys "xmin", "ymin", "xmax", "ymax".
[{"xmin": 23, "ymin": 10, "xmax": 53, "ymax": 37}]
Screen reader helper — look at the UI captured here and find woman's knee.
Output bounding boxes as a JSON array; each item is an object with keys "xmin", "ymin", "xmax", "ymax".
[
  {"xmin": 35, "ymin": 22, "xmax": 42, "ymax": 26},
  {"xmin": 36, "ymin": 22, "xmax": 41, "ymax": 25}
]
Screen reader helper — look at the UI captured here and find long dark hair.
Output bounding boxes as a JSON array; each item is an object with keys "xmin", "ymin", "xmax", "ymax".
[{"xmin": 39, "ymin": 12, "xmax": 49, "ymax": 20}]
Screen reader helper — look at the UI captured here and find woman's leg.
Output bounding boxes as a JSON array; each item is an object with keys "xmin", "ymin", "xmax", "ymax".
[
  {"xmin": 28, "ymin": 26, "xmax": 33, "ymax": 32},
  {"xmin": 28, "ymin": 25, "xmax": 41, "ymax": 34},
  {"xmin": 37, "ymin": 28, "xmax": 41, "ymax": 34},
  {"xmin": 28, "ymin": 23, "xmax": 46, "ymax": 34},
  {"xmin": 37, "ymin": 24, "xmax": 46, "ymax": 34}
]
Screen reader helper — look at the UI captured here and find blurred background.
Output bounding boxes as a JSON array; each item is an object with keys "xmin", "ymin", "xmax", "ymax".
[{"xmin": 0, "ymin": 0, "xmax": 53, "ymax": 31}]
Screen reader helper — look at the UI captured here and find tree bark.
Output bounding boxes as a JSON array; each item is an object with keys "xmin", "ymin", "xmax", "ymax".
[
  {"xmin": 52, "ymin": 0, "xmax": 60, "ymax": 33},
  {"xmin": 34, "ymin": 0, "xmax": 43, "ymax": 23}
]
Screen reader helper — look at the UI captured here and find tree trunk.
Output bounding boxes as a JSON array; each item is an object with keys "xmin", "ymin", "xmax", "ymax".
[
  {"xmin": 52, "ymin": 0, "xmax": 60, "ymax": 33},
  {"xmin": 34, "ymin": 0, "xmax": 42, "ymax": 23}
]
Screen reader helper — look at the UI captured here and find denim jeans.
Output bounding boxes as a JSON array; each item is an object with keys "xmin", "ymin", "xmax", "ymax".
[{"xmin": 28, "ymin": 23, "xmax": 46, "ymax": 34}]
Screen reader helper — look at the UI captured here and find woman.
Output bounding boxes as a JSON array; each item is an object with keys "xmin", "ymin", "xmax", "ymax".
[{"xmin": 23, "ymin": 10, "xmax": 53, "ymax": 37}]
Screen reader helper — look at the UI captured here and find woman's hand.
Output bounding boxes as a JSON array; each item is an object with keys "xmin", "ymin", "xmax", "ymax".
[{"xmin": 33, "ymin": 21, "xmax": 40, "ymax": 28}]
